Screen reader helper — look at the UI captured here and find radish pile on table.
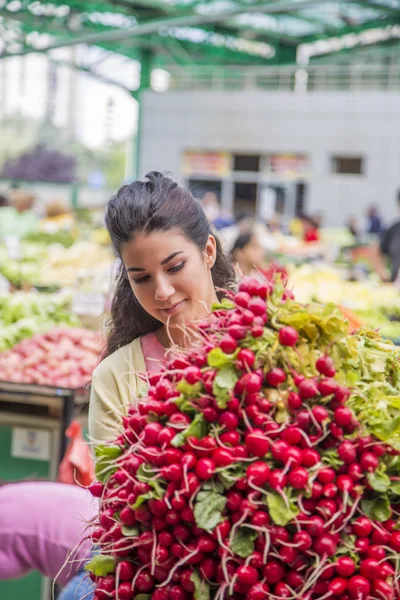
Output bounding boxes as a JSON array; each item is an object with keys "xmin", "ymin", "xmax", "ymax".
[
  {"xmin": 87, "ymin": 277, "xmax": 400, "ymax": 600},
  {"xmin": 0, "ymin": 327, "xmax": 103, "ymax": 388}
]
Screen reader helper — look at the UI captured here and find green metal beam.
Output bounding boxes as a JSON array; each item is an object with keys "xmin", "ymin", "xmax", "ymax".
[
  {"xmin": 0, "ymin": 1, "xmax": 324, "ymax": 55},
  {"xmin": 351, "ymin": 1, "xmax": 400, "ymax": 16}
]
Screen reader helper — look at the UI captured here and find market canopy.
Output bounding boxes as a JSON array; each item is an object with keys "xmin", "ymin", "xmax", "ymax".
[{"xmin": 1, "ymin": 1, "xmax": 400, "ymax": 87}]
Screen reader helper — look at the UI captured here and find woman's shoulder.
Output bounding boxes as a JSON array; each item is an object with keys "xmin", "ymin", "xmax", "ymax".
[{"xmin": 93, "ymin": 337, "xmax": 144, "ymax": 381}]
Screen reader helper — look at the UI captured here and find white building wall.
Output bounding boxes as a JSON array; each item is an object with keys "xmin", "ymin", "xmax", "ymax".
[{"xmin": 140, "ymin": 90, "xmax": 400, "ymax": 227}]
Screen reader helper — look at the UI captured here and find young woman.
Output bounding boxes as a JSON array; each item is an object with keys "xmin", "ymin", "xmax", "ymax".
[
  {"xmin": 89, "ymin": 172, "xmax": 234, "ymax": 443},
  {"xmin": 230, "ymin": 231, "xmax": 287, "ymax": 283},
  {"xmin": 230, "ymin": 232, "xmax": 265, "ymax": 277}
]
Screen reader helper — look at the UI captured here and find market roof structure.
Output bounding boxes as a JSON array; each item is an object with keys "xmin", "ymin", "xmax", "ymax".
[{"xmin": 1, "ymin": 1, "xmax": 400, "ymax": 84}]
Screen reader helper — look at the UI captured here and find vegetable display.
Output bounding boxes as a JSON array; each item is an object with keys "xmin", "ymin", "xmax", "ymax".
[
  {"xmin": 87, "ymin": 277, "xmax": 400, "ymax": 600},
  {"xmin": 0, "ymin": 327, "xmax": 103, "ymax": 388},
  {"xmin": 0, "ymin": 292, "xmax": 79, "ymax": 351}
]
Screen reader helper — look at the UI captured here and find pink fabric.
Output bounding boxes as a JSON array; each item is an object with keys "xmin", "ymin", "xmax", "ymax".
[
  {"xmin": 141, "ymin": 331, "xmax": 166, "ymax": 373},
  {"xmin": 0, "ymin": 482, "xmax": 96, "ymax": 585}
]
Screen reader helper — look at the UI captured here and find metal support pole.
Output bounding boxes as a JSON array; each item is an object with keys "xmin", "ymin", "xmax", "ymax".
[
  {"xmin": 134, "ymin": 49, "xmax": 152, "ymax": 180},
  {"xmin": 59, "ymin": 392, "xmax": 75, "ymax": 463}
]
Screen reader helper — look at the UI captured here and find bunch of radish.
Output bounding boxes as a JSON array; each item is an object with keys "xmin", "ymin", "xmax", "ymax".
[
  {"xmin": 0, "ymin": 327, "xmax": 103, "ymax": 388},
  {"xmin": 87, "ymin": 277, "xmax": 400, "ymax": 600}
]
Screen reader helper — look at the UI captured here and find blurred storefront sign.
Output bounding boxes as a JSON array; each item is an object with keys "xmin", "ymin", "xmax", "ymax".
[
  {"xmin": 263, "ymin": 154, "xmax": 310, "ymax": 180},
  {"xmin": 182, "ymin": 151, "xmax": 231, "ymax": 177}
]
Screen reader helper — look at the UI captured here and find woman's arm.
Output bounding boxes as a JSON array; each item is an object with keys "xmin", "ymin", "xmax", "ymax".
[{"xmin": 89, "ymin": 371, "xmax": 127, "ymax": 445}]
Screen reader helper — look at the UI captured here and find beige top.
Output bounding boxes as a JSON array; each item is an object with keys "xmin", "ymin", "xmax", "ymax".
[{"xmin": 88, "ymin": 337, "xmax": 146, "ymax": 445}]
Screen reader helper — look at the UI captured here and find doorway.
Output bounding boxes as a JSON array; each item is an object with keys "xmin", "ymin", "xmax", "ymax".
[{"xmin": 234, "ymin": 182, "xmax": 258, "ymax": 216}]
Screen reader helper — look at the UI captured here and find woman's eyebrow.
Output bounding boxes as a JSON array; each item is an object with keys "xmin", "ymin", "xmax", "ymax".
[{"xmin": 127, "ymin": 251, "xmax": 184, "ymax": 272}]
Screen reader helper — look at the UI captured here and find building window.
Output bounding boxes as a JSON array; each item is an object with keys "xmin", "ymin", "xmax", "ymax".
[
  {"xmin": 331, "ymin": 156, "xmax": 364, "ymax": 175},
  {"xmin": 233, "ymin": 154, "xmax": 260, "ymax": 172}
]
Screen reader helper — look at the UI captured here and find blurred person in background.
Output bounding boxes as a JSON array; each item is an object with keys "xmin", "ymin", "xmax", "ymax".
[
  {"xmin": 41, "ymin": 199, "xmax": 75, "ymax": 233},
  {"xmin": 302, "ymin": 214, "xmax": 320, "ymax": 243},
  {"xmin": 202, "ymin": 191, "xmax": 220, "ymax": 223},
  {"xmin": 346, "ymin": 215, "xmax": 361, "ymax": 242},
  {"xmin": 230, "ymin": 231, "xmax": 287, "ymax": 282},
  {"xmin": 366, "ymin": 204, "xmax": 382, "ymax": 236},
  {"xmin": 0, "ymin": 481, "xmax": 96, "ymax": 600},
  {"xmin": 0, "ymin": 190, "xmax": 39, "ymax": 239},
  {"xmin": 219, "ymin": 212, "xmax": 277, "ymax": 254},
  {"xmin": 376, "ymin": 190, "xmax": 400, "ymax": 282},
  {"xmin": 0, "ymin": 193, "xmax": 9, "ymax": 208}
]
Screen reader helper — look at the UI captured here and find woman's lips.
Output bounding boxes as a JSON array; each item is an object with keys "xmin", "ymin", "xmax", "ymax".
[{"xmin": 160, "ymin": 300, "xmax": 186, "ymax": 316}]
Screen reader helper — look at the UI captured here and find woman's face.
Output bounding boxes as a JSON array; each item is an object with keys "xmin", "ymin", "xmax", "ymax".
[
  {"xmin": 237, "ymin": 236, "xmax": 264, "ymax": 271},
  {"xmin": 121, "ymin": 228, "xmax": 218, "ymax": 330}
]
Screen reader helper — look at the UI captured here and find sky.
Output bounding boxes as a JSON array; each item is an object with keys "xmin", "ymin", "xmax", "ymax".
[{"xmin": 0, "ymin": 52, "xmax": 138, "ymax": 148}]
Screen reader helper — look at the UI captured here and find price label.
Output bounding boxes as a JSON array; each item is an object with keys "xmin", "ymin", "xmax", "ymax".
[
  {"xmin": 72, "ymin": 292, "xmax": 105, "ymax": 317},
  {"xmin": 11, "ymin": 427, "xmax": 51, "ymax": 461},
  {"xmin": 4, "ymin": 234, "xmax": 21, "ymax": 260}
]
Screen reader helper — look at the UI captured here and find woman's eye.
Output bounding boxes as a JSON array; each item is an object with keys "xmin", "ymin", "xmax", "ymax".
[
  {"xmin": 168, "ymin": 261, "xmax": 185, "ymax": 273},
  {"xmin": 132, "ymin": 275, "xmax": 150, "ymax": 284}
]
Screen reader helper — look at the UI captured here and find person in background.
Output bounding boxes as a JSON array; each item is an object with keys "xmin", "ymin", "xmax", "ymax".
[
  {"xmin": 201, "ymin": 191, "xmax": 220, "ymax": 223},
  {"xmin": 366, "ymin": 204, "xmax": 382, "ymax": 236},
  {"xmin": 230, "ymin": 231, "xmax": 287, "ymax": 282},
  {"xmin": 230, "ymin": 232, "xmax": 265, "ymax": 277},
  {"xmin": 346, "ymin": 215, "xmax": 361, "ymax": 242},
  {"xmin": 0, "ymin": 190, "xmax": 40, "ymax": 238},
  {"xmin": 0, "ymin": 481, "xmax": 96, "ymax": 599},
  {"xmin": 302, "ymin": 214, "xmax": 320, "ymax": 243},
  {"xmin": 377, "ymin": 190, "xmax": 400, "ymax": 282},
  {"xmin": 41, "ymin": 200, "xmax": 75, "ymax": 233},
  {"xmin": 0, "ymin": 193, "xmax": 9, "ymax": 208}
]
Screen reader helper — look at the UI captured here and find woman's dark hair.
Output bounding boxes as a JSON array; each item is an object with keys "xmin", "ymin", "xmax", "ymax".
[
  {"xmin": 104, "ymin": 171, "xmax": 235, "ymax": 358},
  {"xmin": 230, "ymin": 232, "xmax": 254, "ymax": 258}
]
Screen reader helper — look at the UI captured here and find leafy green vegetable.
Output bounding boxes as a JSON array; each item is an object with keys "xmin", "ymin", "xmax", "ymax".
[
  {"xmin": 231, "ymin": 527, "xmax": 258, "ymax": 557},
  {"xmin": 211, "ymin": 298, "xmax": 236, "ymax": 312},
  {"xmin": 171, "ymin": 413, "xmax": 207, "ymax": 447},
  {"xmin": 207, "ymin": 347, "xmax": 238, "ymax": 368},
  {"xmin": 94, "ymin": 444, "xmax": 122, "ymax": 484},
  {"xmin": 212, "ymin": 366, "xmax": 238, "ymax": 409},
  {"xmin": 121, "ymin": 526, "xmax": 139, "ymax": 537},
  {"xmin": 367, "ymin": 471, "xmax": 391, "ymax": 493},
  {"xmin": 134, "ymin": 595, "xmax": 152, "ymax": 600},
  {"xmin": 266, "ymin": 491, "xmax": 299, "ymax": 526},
  {"xmin": 176, "ymin": 379, "xmax": 202, "ymax": 397},
  {"xmin": 361, "ymin": 496, "xmax": 391, "ymax": 522},
  {"xmin": 190, "ymin": 571, "xmax": 210, "ymax": 600},
  {"xmin": 194, "ymin": 490, "xmax": 227, "ymax": 530},
  {"xmin": 136, "ymin": 464, "xmax": 165, "ymax": 498},
  {"xmin": 85, "ymin": 555, "xmax": 115, "ymax": 577}
]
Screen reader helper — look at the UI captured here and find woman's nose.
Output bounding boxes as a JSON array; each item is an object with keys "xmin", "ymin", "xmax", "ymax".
[{"xmin": 154, "ymin": 278, "xmax": 175, "ymax": 302}]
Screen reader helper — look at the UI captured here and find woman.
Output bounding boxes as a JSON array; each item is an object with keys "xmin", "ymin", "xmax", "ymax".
[
  {"xmin": 230, "ymin": 231, "xmax": 265, "ymax": 277},
  {"xmin": 230, "ymin": 231, "xmax": 287, "ymax": 283},
  {"xmin": 89, "ymin": 172, "xmax": 234, "ymax": 443}
]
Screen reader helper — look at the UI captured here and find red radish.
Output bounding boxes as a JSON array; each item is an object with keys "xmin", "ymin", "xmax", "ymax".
[
  {"xmin": 263, "ymin": 560, "xmax": 286, "ymax": 584},
  {"xmin": 237, "ymin": 348, "xmax": 255, "ymax": 369},
  {"xmin": 278, "ymin": 326, "xmax": 299, "ymax": 346},
  {"xmin": 347, "ymin": 575, "xmax": 370, "ymax": 599},
  {"xmin": 195, "ymin": 458, "xmax": 215, "ymax": 480},
  {"xmin": 288, "ymin": 467, "xmax": 308, "ymax": 489},
  {"xmin": 316, "ymin": 355, "xmax": 336, "ymax": 377},
  {"xmin": 298, "ymin": 378, "xmax": 319, "ymax": 398},
  {"xmin": 246, "ymin": 431, "xmax": 270, "ymax": 457},
  {"xmin": 247, "ymin": 461, "xmax": 270, "ymax": 486},
  {"xmin": 219, "ymin": 335, "xmax": 237, "ymax": 354},
  {"xmin": 266, "ymin": 368, "xmax": 286, "ymax": 387},
  {"xmin": 335, "ymin": 557, "xmax": 356, "ymax": 577}
]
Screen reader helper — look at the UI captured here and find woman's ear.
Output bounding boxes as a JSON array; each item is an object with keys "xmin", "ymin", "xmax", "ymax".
[{"xmin": 204, "ymin": 234, "xmax": 217, "ymax": 269}]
